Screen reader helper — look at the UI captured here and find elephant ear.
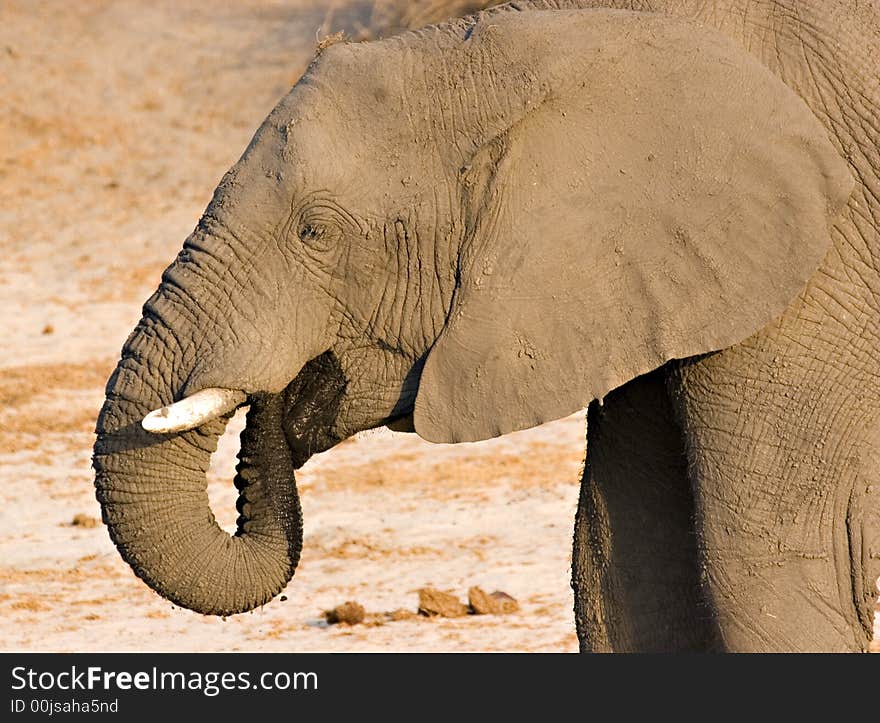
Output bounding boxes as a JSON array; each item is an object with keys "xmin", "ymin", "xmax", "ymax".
[{"xmin": 413, "ymin": 10, "xmax": 853, "ymax": 443}]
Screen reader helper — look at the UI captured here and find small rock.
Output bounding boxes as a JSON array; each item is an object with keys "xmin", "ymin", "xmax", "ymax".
[
  {"xmin": 468, "ymin": 587, "xmax": 519, "ymax": 615},
  {"xmin": 70, "ymin": 513, "xmax": 100, "ymax": 529},
  {"xmin": 324, "ymin": 601, "xmax": 365, "ymax": 625},
  {"xmin": 41, "ymin": 324, "xmax": 54, "ymax": 335},
  {"xmin": 417, "ymin": 588, "xmax": 469, "ymax": 618}
]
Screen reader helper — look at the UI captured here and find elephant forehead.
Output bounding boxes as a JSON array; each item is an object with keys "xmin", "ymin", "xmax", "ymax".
[
  {"xmin": 254, "ymin": 118, "xmax": 441, "ymax": 218},
  {"xmin": 283, "ymin": 46, "xmax": 456, "ymax": 166}
]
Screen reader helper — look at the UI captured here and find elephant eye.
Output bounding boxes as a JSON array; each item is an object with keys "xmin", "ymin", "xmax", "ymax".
[
  {"xmin": 298, "ymin": 220, "xmax": 336, "ymax": 251},
  {"xmin": 300, "ymin": 223, "xmax": 323, "ymax": 244}
]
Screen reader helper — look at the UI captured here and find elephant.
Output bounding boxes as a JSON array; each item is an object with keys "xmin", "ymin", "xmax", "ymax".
[{"xmin": 93, "ymin": 0, "xmax": 880, "ymax": 652}]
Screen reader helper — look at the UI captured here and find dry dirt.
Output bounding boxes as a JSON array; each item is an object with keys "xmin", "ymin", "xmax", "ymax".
[{"xmin": 1, "ymin": 0, "xmax": 876, "ymax": 653}]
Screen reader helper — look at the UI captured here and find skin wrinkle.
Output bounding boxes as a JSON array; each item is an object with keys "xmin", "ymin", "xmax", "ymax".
[
  {"xmin": 432, "ymin": 189, "xmax": 456, "ymax": 331},
  {"xmin": 704, "ymin": 565, "xmax": 787, "ymax": 649},
  {"xmin": 160, "ymin": 238, "xmax": 266, "ymax": 378},
  {"xmin": 672, "ymin": 314, "xmax": 868, "ymax": 652},
  {"xmin": 289, "ymin": 53, "xmax": 463, "ymax": 425},
  {"xmin": 187, "ymin": 224, "xmax": 268, "ymax": 326},
  {"xmin": 321, "ymin": 174, "xmax": 455, "ymax": 428}
]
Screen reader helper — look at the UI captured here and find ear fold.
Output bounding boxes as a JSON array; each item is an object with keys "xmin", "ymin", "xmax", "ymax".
[{"xmin": 413, "ymin": 9, "xmax": 853, "ymax": 443}]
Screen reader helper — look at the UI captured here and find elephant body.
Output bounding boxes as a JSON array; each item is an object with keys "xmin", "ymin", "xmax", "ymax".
[
  {"xmin": 94, "ymin": 0, "xmax": 880, "ymax": 651},
  {"xmin": 544, "ymin": 0, "xmax": 880, "ymax": 653}
]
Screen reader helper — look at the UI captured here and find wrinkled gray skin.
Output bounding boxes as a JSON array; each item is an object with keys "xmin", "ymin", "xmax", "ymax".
[{"xmin": 94, "ymin": 0, "xmax": 880, "ymax": 651}]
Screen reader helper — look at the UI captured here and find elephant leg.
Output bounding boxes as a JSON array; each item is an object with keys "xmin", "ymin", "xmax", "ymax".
[
  {"xmin": 672, "ymin": 337, "xmax": 880, "ymax": 652},
  {"xmin": 572, "ymin": 367, "xmax": 723, "ymax": 652}
]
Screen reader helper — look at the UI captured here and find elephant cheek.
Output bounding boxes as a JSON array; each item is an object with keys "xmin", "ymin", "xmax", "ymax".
[{"xmin": 280, "ymin": 351, "xmax": 348, "ymax": 468}]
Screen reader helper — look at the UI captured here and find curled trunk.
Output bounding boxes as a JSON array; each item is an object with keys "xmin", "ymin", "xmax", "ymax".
[{"xmin": 93, "ymin": 317, "xmax": 301, "ymax": 616}]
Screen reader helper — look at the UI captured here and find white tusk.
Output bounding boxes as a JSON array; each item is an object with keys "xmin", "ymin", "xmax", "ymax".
[{"xmin": 142, "ymin": 388, "xmax": 247, "ymax": 434}]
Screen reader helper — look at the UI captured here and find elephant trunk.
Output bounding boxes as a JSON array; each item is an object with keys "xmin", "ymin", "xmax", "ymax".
[{"xmin": 93, "ymin": 311, "xmax": 301, "ymax": 616}]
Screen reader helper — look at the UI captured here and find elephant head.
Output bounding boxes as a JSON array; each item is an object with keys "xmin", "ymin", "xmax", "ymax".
[{"xmin": 94, "ymin": 8, "xmax": 852, "ymax": 616}]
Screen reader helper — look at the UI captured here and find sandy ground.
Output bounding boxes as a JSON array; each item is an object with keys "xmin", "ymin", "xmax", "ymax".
[{"xmin": 0, "ymin": 0, "xmax": 876, "ymax": 653}]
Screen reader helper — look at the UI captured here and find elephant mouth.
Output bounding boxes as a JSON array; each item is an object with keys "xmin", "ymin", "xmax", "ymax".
[
  {"xmin": 141, "ymin": 349, "xmax": 419, "ymax": 464},
  {"xmin": 141, "ymin": 351, "xmax": 349, "ymax": 468},
  {"xmin": 157, "ymin": 353, "xmax": 349, "ymax": 472},
  {"xmin": 275, "ymin": 351, "xmax": 349, "ymax": 468}
]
